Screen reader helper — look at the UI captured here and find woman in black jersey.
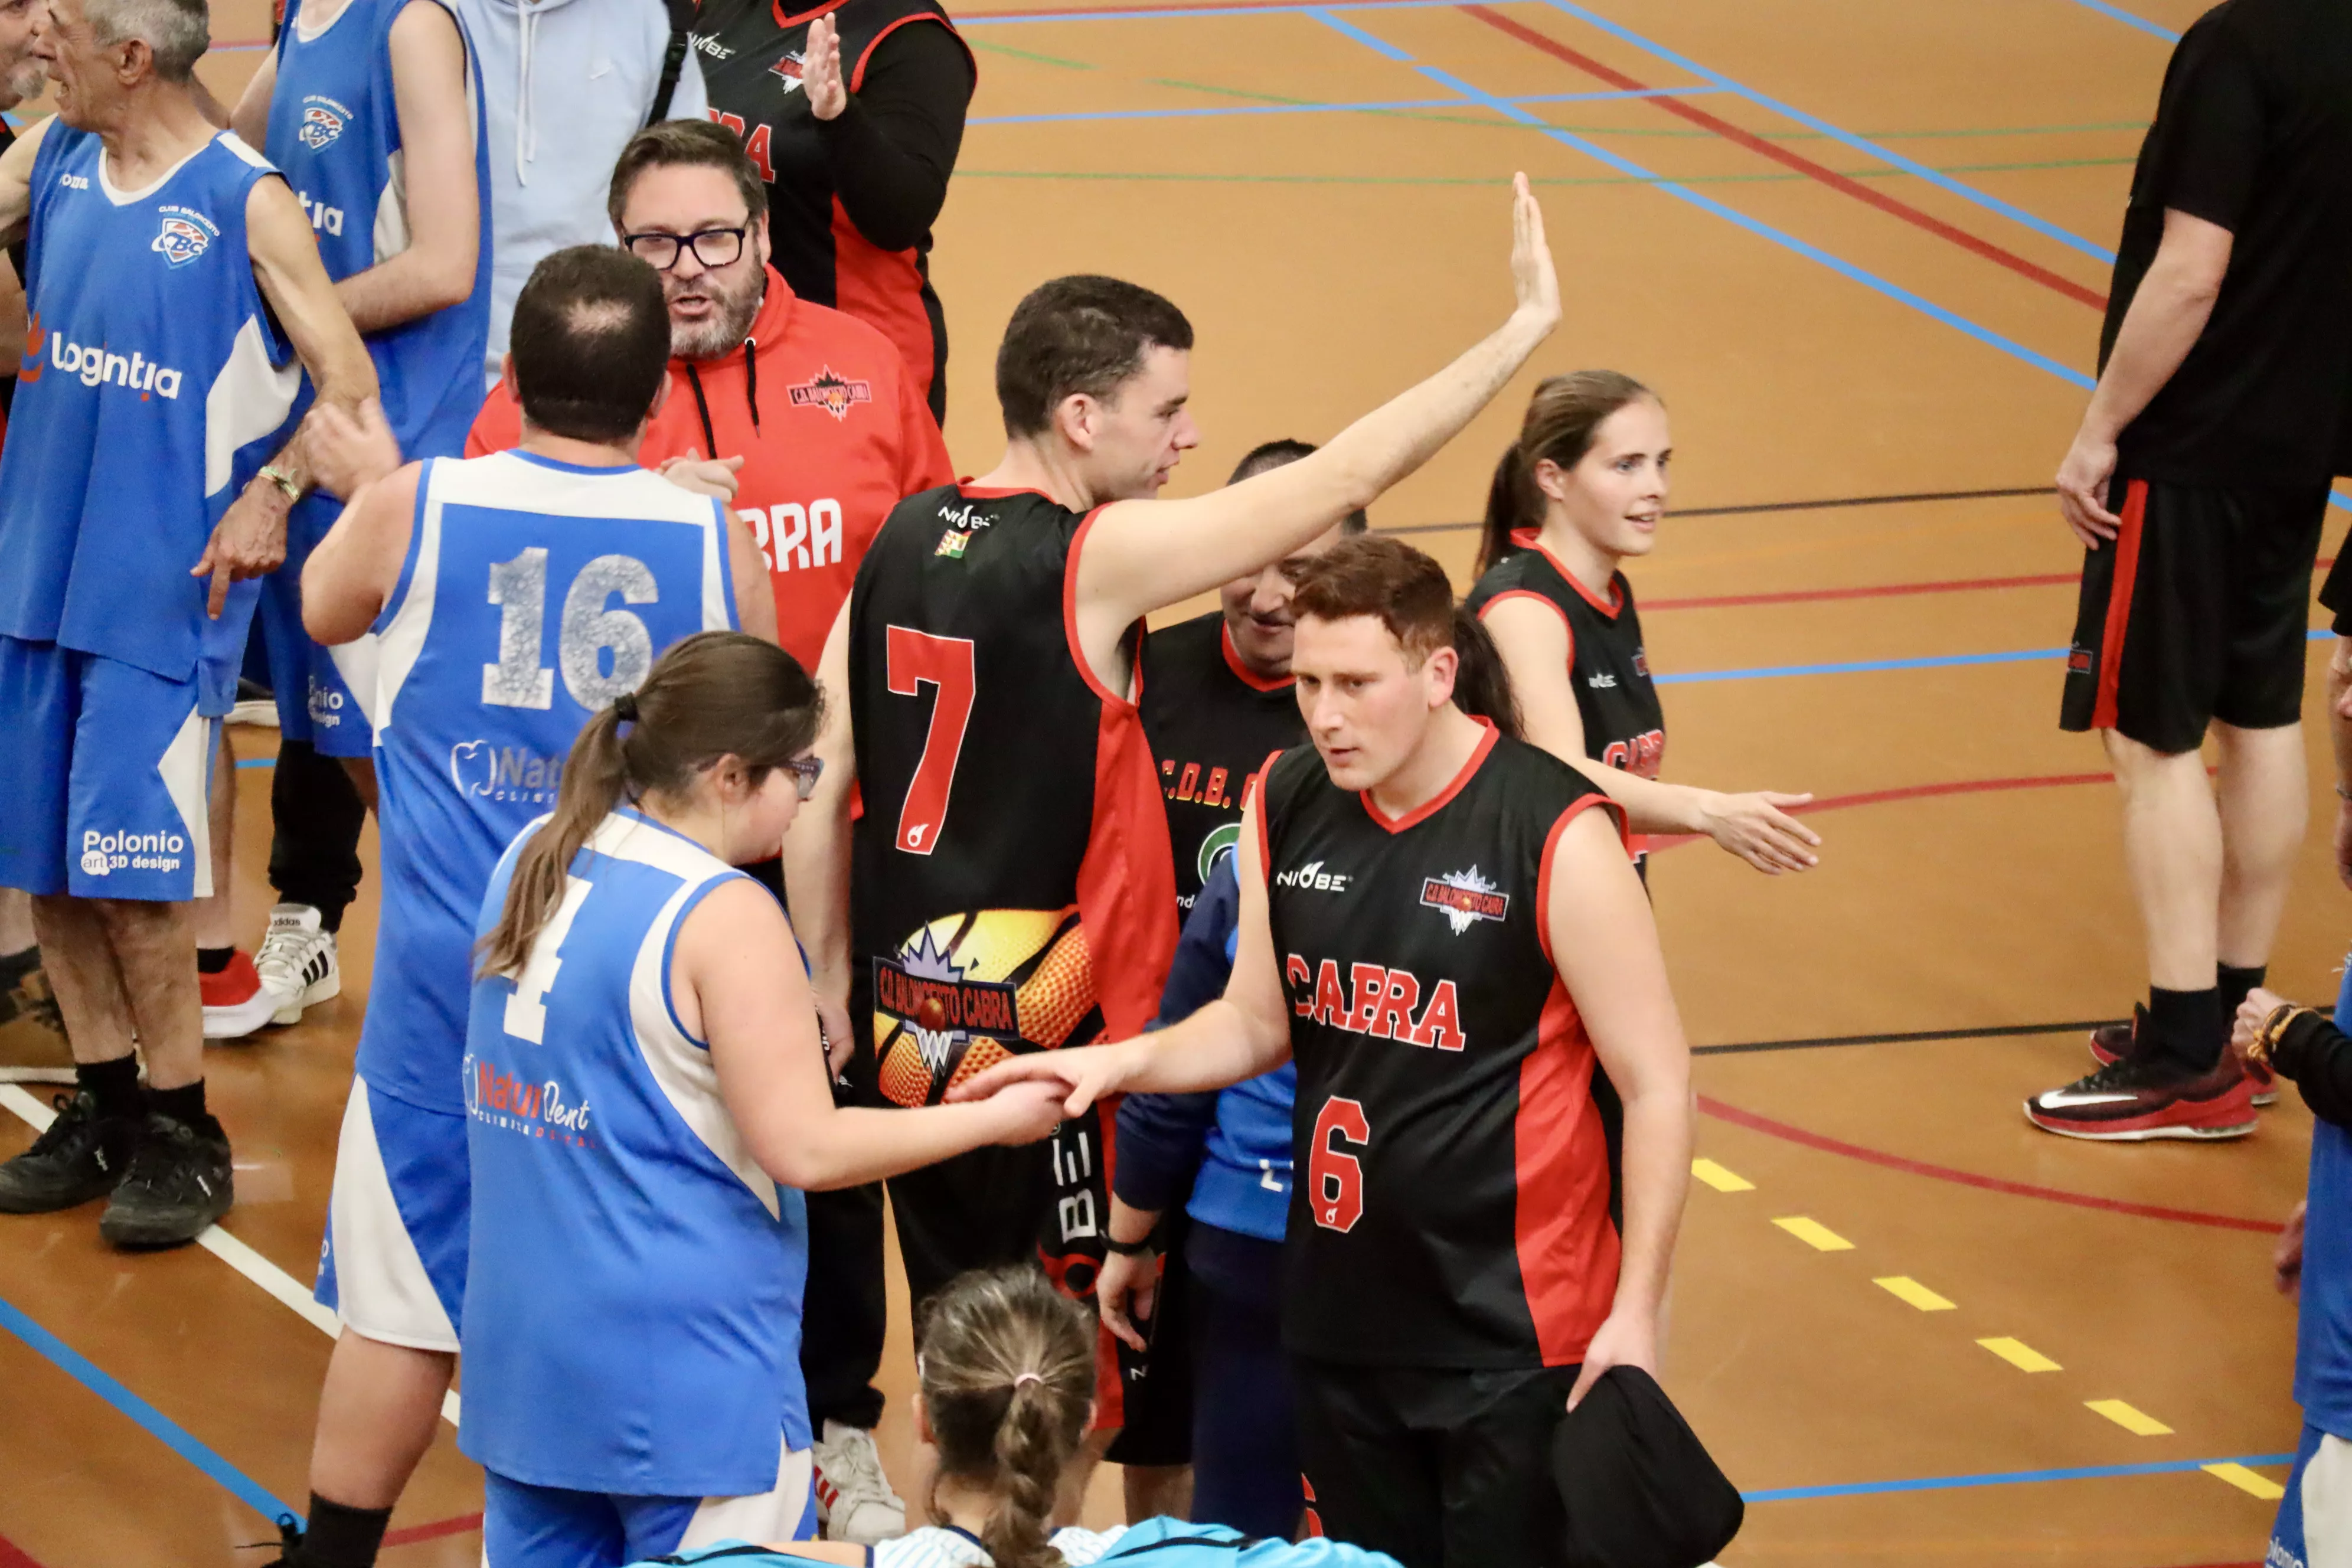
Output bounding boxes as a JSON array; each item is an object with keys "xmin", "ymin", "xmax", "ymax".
[{"xmin": 1466, "ymin": 371, "xmax": 1819, "ymax": 874}]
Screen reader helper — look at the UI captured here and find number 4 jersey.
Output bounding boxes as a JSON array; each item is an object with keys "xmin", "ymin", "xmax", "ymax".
[
  {"xmin": 358, "ymin": 451, "xmax": 740, "ymax": 1115},
  {"xmin": 1259, "ymin": 724, "xmax": 1625, "ymax": 1370}
]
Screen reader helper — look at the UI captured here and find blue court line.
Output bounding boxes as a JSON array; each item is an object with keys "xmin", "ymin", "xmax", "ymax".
[
  {"xmin": 235, "ymin": 757, "xmax": 276, "ymax": 770},
  {"xmin": 1661, "ymin": 628, "xmax": 2335, "ymax": 687},
  {"xmin": 1304, "ymin": 12, "xmax": 2099, "ymax": 390},
  {"xmin": 1534, "ymin": 0, "xmax": 2115, "ymax": 263},
  {"xmin": 2060, "ymin": 0, "xmax": 2180, "ymax": 43},
  {"xmin": 968, "ymin": 83, "xmax": 1719, "ymax": 125},
  {"xmin": 959, "ymin": 0, "xmax": 1458, "ymax": 24},
  {"xmin": 1746, "ymin": 1449, "xmax": 2294, "ymax": 1503},
  {"xmin": 0, "ymin": 1293, "xmax": 301, "ymax": 1528}
]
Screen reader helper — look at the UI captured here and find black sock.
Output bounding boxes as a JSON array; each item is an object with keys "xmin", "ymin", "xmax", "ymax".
[
  {"xmin": 0, "ymin": 943, "xmax": 37, "ymax": 987},
  {"xmin": 196, "ymin": 946, "xmax": 234, "ymax": 976},
  {"xmin": 314, "ymin": 903, "xmax": 345, "ymax": 936},
  {"xmin": 297, "ymin": 1495, "xmax": 393, "ymax": 1568},
  {"xmin": 146, "ymin": 1079, "xmax": 207, "ymax": 1129},
  {"xmin": 2147, "ymin": 985, "xmax": 2224, "ymax": 1073},
  {"xmin": 77, "ymin": 1056, "xmax": 142, "ymax": 1121},
  {"xmin": 2219, "ymin": 963, "xmax": 2266, "ymax": 1019}
]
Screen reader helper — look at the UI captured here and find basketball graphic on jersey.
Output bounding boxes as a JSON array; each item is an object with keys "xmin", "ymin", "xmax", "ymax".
[
  {"xmin": 151, "ymin": 207, "xmax": 217, "ymax": 267},
  {"xmin": 298, "ymin": 99, "xmax": 349, "ymax": 151},
  {"xmin": 871, "ymin": 907, "xmax": 1100, "ymax": 1108}
]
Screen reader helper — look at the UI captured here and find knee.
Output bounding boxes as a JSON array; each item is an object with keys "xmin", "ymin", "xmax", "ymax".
[{"xmin": 2101, "ymin": 727, "xmax": 2200, "ymax": 780}]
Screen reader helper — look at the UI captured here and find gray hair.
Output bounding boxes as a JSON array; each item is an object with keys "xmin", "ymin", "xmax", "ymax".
[{"xmin": 84, "ymin": 0, "xmax": 207, "ymax": 81}]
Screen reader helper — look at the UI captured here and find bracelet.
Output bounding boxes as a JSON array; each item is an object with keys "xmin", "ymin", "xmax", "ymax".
[
  {"xmin": 256, "ymin": 463, "xmax": 304, "ymax": 503},
  {"xmin": 1103, "ymin": 1234, "xmax": 1155, "ymax": 1257},
  {"xmin": 2250, "ymin": 1004, "xmax": 2309, "ymax": 1069}
]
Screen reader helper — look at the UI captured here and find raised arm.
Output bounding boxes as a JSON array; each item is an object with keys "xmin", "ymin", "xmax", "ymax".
[
  {"xmin": 1069, "ymin": 175, "xmax": 1560, "ymax": 671},
  {"xmin": 0, "ymin": 113, "xmax": 55, "ymax": 252},
  {"xmin": 1541, "ymin": 805, "xmax": 1690, "ymax": 1409},
  {"xmin": 333, "ymin": 0, "xmax": 481, "ymax": 333},
  {"xmin": 303, "ymin": 461, "xmax": 424, "ymax": 644},
  {"xmin": 780, "ymin": 597, "xmax": 857, "ymax": 1018},
  {"xmin": 1483, "ymin": 596, "xmax": 1818, "ymax": 873}
]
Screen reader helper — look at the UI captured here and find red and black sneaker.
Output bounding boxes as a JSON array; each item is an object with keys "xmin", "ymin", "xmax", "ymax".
[
  {"xmin": 2086, "ymin": 1007, "xmax": 2276, "ymax": 1106},
  {"xmin": 2026, "ymin": 1048, "xmax": 2258, "ymax": 1141}
]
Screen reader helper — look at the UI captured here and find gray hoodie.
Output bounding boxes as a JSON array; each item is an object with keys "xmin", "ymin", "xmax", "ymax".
[{"xmin": 447, "ymin": 0, "xmax": 708, "ymax": 386}]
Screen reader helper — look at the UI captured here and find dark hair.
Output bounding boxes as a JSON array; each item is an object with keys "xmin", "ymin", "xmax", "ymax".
[
  {"xmin": 479, "ymin": 632, "xmax": 824, "ymax": 978},
  {"xmin": 1476, "ymin": 370, "xmax": 1658, "ymax": 576},
  {"xmin": 1283, "ymin": 536, "xmax": 1522, "ymax": 737},
  {"xmin": 996, "ymin": 276, "xmax": 1194, "ymax": 439},
  {"xmin": 916, "ymin": 1268, "xmax": 1096, "ymax": 1568},
  {"xmin": 606, "ymin": 117, "xmax": 770, "ymax": 230},
  {"xmin": 509, "ymin": 246, "xmax": 672, "ymax": 443},
  {"xmin": 1229, "ymin": 439, "xmax": 1367, "ymax": 535}
]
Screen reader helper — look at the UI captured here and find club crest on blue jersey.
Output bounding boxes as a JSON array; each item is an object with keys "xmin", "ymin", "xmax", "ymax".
[
  {"xmin": 151, "ymin": 205, "xmax": 218, "ymax": 267},
  {"xmin": 297, "ymin": 96, "xmax": 351, "ymax": 150}
]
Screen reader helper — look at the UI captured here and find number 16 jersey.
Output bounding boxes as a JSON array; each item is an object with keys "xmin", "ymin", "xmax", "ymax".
[{"xmin": 359, "ymin": 451, "xmax": 739, "ymax": 1115}]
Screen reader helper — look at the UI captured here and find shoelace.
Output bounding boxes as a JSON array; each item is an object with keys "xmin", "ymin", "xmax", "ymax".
[
  {"xmin": 825, "ymin": 1432, "xmax": 895, "ymax": 1500},
  {"xmin": 254, "ymin": 919, "xmax": 321, "ymax": 990},
  {"xmin": 24, "ymin": 1092, "xmax": 89, "ymax": 1156},
  {"xmin": 234, "ymin": 1513, "xmax": 303, "ymax": 1559}
]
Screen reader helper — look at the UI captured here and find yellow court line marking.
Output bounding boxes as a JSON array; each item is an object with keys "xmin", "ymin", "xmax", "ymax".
[
  {"xmin": 1976, "ymin": 1337, "xmax": 2061, "ymax": 1372},
  {"xmin": 1874, "ymin": 1276, "xmax": 1956, "ymax": 1312},
  {"xmin": 1772, "ymin": 1216, "xmax": 1854, "ymax": 1252},
  {"xmin": 2085, "ymin": 1399, "xmax": 2173, "ymax": 1436},
  {"xmin": 1691, "ymin": 1158, "xmax": 1754, "ymax": 1193},
  {"xmin": 2201, "ymin": 1463, "xmax": 2286, "ymax": 1501}
]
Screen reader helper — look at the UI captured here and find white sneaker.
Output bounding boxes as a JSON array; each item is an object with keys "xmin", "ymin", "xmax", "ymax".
[
  {"xmin": 226, "ymin": 698, "xmax": 279, "ymax": 728},
  {"xmin": 252, "ymin": 904, "xmax": 339, "ymax": 1026},
  {"xmin": 812, "ymin": 1420, "xmax": 905, "ymax": 1545}
]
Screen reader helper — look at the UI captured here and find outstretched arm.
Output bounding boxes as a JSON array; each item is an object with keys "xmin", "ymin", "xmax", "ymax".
[
  {"xmin": 1482, "ymin": 597, "xmax": 1818, "ymax": 873},
  {"xmin": 1068, "ymin": 175, "xmax": 1560, "ymax": 674},
  {"xmin": 1543, "ymin": 806, "xmax": 1690, "ymax": 1409}
]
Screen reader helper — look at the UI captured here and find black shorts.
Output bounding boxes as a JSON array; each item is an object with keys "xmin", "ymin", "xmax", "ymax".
[
  {"xmin": 1291, "ymin": 1357, "xmax": 1576, "ymax": 1568},
  {"xmin": 1103, "ymin": 1207, "xmax": 1194, "ymax": 1468},
  {"xmin": 2059, "ymin": 476, "xmax": 2330, "ymax": 754}
]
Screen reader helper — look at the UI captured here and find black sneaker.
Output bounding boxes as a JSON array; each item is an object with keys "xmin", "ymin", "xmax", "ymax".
[
  {"xmin": 2088, "ymin": 1005, "xmax": 2277, "ymax": 1106},
  {"xmin": 99, "ymin": 1112, "xmax": 233, "ymax": 1248},
  {"xmin": 0, "ymin": 1091, "xmax": 139, "ymax": 1212},
  {"xmin": 2026, "ymin": 1048, "xmax": 2257, "ymax": 1141},
  {"xmin": 246, "ymin": 1513, "xmax": 303, "ymax": 1565}
]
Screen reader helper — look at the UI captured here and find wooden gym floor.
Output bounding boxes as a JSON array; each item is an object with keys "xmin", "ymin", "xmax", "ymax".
[{"xmin": 2, "ymin": 0, "xmax": 2341, "ymax": 1562}]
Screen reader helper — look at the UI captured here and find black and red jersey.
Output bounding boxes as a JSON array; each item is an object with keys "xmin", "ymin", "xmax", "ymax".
[
  {"xmin": 1466, "ymin": 528, "xmax": 1665, "ymax": 782},
  {"xmin": 695, "ymin": 0, "xmax": 970, "ymax": 417},
  {"xmin": 1138, "ymin": 610, "xmax": 1305, "ymax": 912},
  {"xmin": 1258, "ymin": 726, "xmax": 1625, "ymax": 1369}
]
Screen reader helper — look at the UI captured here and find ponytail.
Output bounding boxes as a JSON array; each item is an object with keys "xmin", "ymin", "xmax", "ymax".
[
  {"xmin": 1449, "ymin": 606, "xmax": 1523, "ymax": 740},
  {"xmin": 1476, "ymin": 370, "xmax": 1660, "ymax": 579},
  {"xmin": 476, "ymin": 630, "xmax": 824, "ymax": 978},
  {"xmin": 916, "ymin": 1268, "xmax": 1096, "ymax": 1568}
]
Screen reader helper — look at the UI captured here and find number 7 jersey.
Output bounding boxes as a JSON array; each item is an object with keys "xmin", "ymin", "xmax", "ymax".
[{"xmin": 357, "ymin": 451, "xmax": 740, "ymax": 1115}]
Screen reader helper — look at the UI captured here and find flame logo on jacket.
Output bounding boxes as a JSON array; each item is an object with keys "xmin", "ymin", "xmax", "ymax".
[{"xmin": 19, "ymin": 311, "xmax": 42, "ymax": 384}]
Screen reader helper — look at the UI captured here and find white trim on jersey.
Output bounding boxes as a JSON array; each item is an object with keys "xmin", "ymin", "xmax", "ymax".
[
  {"xmin": 586, "ymin": 813, "xmax": 782, "ymax": 1221},
  {"xmin": 674, "ymin": 1439, "xmax": 815, "ymax": 1556},
  {"xmin": 873, "ymin": 1525, "xmax": 1128, "ymax": 1568},
  {"xmin": 203, "ymin": 315, "xmax": 305, "ymax": 498},
  {"xmin": 324, "ymin": 1077, "xmax": 462, "ymax": 1351},
  {"xmin": 219, "ymin": 131, "xmax": 275, "ymax": 170},
  {"xmin": 373, "ymin": 461, "xmax": 443, "ymax": 737},
  {"xmin": 328, "ymin": 633, "xmax": 384, "ymax": 730},
  {"xmin": 158, "ymin": 708, "xmax": 215, "ymax": 902}
]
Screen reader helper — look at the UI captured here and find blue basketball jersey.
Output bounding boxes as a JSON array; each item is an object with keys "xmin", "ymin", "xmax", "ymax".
[
  {"xmin": 357, "ymin": 450, "xmax": 738, "ymax": 1115},
  {"xmin": 460, "ymin": 809, "xmax": 811, "ymax": 1497},
  {"xmin": 0, "ymin": 128, "xmax": 301, "ymax": 688},
  {"xmin": 2298, "ymin": 959, "xmax": 2352, "ymax": 1439},
  {"xmin": 269, "ymin": 0, "xmax": 491, "ymax": 458}
]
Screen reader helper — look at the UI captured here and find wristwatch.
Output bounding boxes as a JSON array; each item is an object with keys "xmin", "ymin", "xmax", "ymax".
[{"xmin": 257, "ymin": 463, "xmax": 304, "ymax": 503}]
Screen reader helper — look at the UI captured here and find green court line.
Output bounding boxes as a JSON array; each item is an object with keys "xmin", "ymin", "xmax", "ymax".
[
  {"xmin": 958, "ymin": 155, "xmax": 2131, "ymax": 187},
  {"xmin": 971, "ymin": 39, "xmax": 1097, "ymax": 67}
]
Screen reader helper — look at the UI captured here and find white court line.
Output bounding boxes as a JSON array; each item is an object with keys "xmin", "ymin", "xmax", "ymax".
[{"xmin": 1, "ymin": 1082, "xmax": 460, "ymax": 1426}]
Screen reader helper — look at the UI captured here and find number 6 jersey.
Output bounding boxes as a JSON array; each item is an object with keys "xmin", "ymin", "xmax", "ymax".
[
  {"xmin": 358, "ymin": 451, "xmax": 739, "ymax": 1115},
  {"xmin": 1258, "ymin": 724, "xmax": 1625, "ymax": 1370}
]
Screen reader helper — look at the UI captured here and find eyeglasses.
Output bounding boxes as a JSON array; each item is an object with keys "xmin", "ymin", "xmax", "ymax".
[
  {"xmin": 782, "ymin": 754, "xmax": 824, "ymax": 801},
  {"xmin": 622, "ymin": 227, "xmax": 748, "ymax": 272}
]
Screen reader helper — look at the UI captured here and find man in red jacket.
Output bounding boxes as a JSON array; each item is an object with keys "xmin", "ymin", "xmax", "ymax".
[{"xmin": 467, "ymin": 119, "xmax": 951, "ymax": 669}]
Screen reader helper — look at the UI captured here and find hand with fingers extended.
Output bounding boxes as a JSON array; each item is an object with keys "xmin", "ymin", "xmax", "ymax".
[
  {"xmin": 1505, "ymin": 171, "xmax": 1560, "ymax": 337},
  {"xmin": 948, "ymin": 1040, "xmax": 1142, "ymax": 1121},
  {"xmin": 191, "ymin": 483, "xmax": 292, "ymax": 618},
  {"xmin": 2056, "ymin": 427, "xmax": 2122, "ymax": 548},
  {"xmin": 1696, "ymin": 790, "xmax": 1821, "ymax": 874},
  {"xmin": 1096, "ymin": 1241, "xmax": 1159, "ymax": 1353},
  {"xmin": 803, "ymin": 14, "xmax": 847, "ymax": 121}
]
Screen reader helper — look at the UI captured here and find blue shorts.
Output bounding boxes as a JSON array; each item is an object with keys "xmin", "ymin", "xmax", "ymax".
[
  {"xmin": 315, "ymin": 1077, "xmax": 469, "ymax": 1353},
  {"xmin": 259, "ymin": 491, "xmax": 377, "ymax": 757},
  {"xmin": 0, "ymin": 636, "xmax": 218, "ymax": 901},
  {"xmin": 485, "ymin": 1448, "xmax": 818, "ymax": 1568},
  {"xmin": 2270, "ymin": 1422, "xmax": 2352, "ymax": 1568}
]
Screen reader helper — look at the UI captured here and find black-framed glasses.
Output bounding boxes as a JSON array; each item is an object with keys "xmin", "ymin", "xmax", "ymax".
[
  {"xmin": 622, "ymin": 227, "xmax": 747, "ymax": 272},
  {"xmin": 782, "ymin": 755, "xmax": 824, "ymax": 801}
]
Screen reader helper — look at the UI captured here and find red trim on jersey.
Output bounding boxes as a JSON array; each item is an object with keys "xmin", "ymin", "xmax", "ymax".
[
  {"xmin": 848, "ymin": 12, "xmax": 967, "ymax": 91},
  {"xmin": 959, "ymin": 482, "xmax": 1057, "ymax": 501},
  {"xmin": 828, "ymin": 197, "xmax": 938, "ymax": 407},
  {"xmin": 1514, "ymin": 980, "xmax": 1621, "ymax": 1366},
  {"xmin": 1074, "ymin": 700, "xmax": 1180, "ymax": 1040},
  {"xmin": 1220, "ymin": 621, "xmax": 1294, "ymax": 692},
  {"xmin": 1248, "ymin": 749, "xmax": 1281, "ymax": 878},
  {"xmin": 1531, "ymin": 795, "xmax": 1631, "ymax": 970},
  {"xmin": 1358, "ymin": 719, "xmax": 1498, "ymax": 835},
  {"xmin": 2088, "ymin": 480, "xmax": 2147, "ymax": 732},
  {"xmin": 770, "ymin": 0, "xmax": 852, "ymax": 29},
  {"xmin": 1510, "ymin": 527, "xmax": 1623, "ymax": 619},
  {"xmin": 1475, "ymin": 586, "xmax": 1576, "ymax": 681},
  {"xmin": 1063, "ymin": 504, "xmax": 1135, "ymax": 708}
]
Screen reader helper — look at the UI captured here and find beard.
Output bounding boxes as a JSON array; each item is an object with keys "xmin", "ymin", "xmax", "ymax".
[
  {"xmin": 667, "ymin": 264, "xmax": 765, "ymax": 361},
  {"xmin": 2, "ymin": 59, "xmax": 46, "ymax": 108}
]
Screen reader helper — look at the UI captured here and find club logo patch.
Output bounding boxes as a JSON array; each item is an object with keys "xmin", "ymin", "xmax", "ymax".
[
  {"xmin": 297, "ymin": 96, "xmax": 351, "ymax": 150},
  {"xmin": 2067, "ymin": 646, "xmax": 2093, "ymax": 673},
  {"xmin": 936, "ymin": 530, "xmax": 971, "ymax": 558},
  {"xmin": 1420, "ymin": 867, "xmax": 1508, "ymax": 934},
  {"xmin": 788, "ymin": 366, "xmax": 874, "ymax": 422},
  {"xmin": 151, "ymin": 207, "xmax": 218, "ymax": 267},
  {"xmin": 1632, "ymin": 646, "xmax": 1650, "ymax": 677},
  {"xmin": 769, "ymin": 50, "xmax": 805, "ymax": 89}
]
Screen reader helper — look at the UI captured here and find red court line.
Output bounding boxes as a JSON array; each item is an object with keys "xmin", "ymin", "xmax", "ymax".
[
  {"xmin": 0, "ymin": 1532, "xmax": 43, "ymax": 1568},
  {"xmin": 384, "ymin": 1513, "xmax": 482, "ymax": 1549},
  {"xmin": 1458, "ymin": 4, "xmax": 2109, "ymax": 310},
  {"xmin": 1649, "ymin": 769, "xmax": 2112, "ymax": 851},
  {"xmin": 1645, "ymin": 571, "xmax": 2079, "ymax": 612},
  {"xmin": 1697, "ymin": 1094, "xmax": 2284, "ymax": 1233}
]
